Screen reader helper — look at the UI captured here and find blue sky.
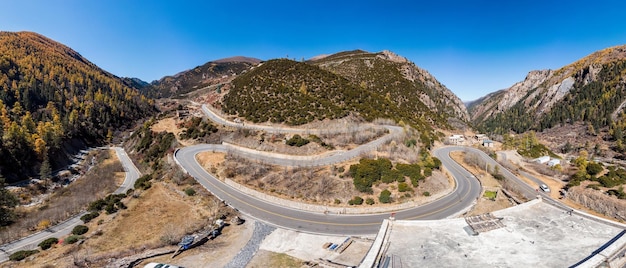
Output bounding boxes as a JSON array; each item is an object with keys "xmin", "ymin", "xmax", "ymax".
[{"xmin": 2, "ymin": 0, "xmax": 626, "ymax": 101}]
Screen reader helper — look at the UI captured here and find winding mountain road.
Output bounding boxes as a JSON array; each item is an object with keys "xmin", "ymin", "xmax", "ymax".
[
  {"xmin": 176, "ymin": 145, "xmax": 482, "ymax": 235},
  {"xmin": 175, "ymin": 106, "xmax": 485, "ymax": 235},
  {"xmin": 0, "ymin": 147, "xmax": 140, "ymax": 262}
]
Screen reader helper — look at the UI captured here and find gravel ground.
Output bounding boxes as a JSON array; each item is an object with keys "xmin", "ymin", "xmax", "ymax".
[{"xmin": 224, "ymin": 221, "xmax": 276, "ymax": 268}]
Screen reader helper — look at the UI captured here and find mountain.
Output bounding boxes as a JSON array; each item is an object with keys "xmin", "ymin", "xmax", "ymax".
[
  {"xmin": 142, "ymin": 56, "xmax": 261, "ymax": 98},
  {"xmin": 121, "ymin": 77, "xmax": 150, "ymax": 90},
  {"xmin": 221, "ymin": 50, "xmax": 469, "ymax": 139},
  {"xmin": 311, "ymin": 50, "xmax": 469, "ymax": 123},
  {"xmin": 471, "ymin": 45, "xmax": 626, "ymax": 135},
  {"xmin": 0, "ymin": 31, "xmax": 156, "ymax": 182}
]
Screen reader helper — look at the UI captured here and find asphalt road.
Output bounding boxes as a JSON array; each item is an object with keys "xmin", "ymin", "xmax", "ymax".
[
  {"xmin": 175, "ymin": 144, "xmax": 482, "ymax": 235},
  {"xmin": 0, "ymin": 147, "xmax": 140, "ymax": 262}
]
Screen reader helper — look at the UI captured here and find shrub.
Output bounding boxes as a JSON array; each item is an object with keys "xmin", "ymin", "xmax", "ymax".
[
  {"xmin": 348, "ymin": 196, "xmax": 364, "ymax": 205},
  {"xmin": 366, "ymin": 198, "xmax": 375, "ymax": 205},
  {"xmin": 38, "ymin": 237, "xmax": 59, "ymax": 250},
  {"xmin": 334, "ymin": 198, "xmax": 341, "ymax": 204},
  {"xmin": 184, "ymin": 187, "xmax": 196, "ymax": 196},
  {"xmin": 350, "ymin": 158, "xmax": 393, "ymax": 193},
  {"xmin": 134, "ymin": 174, "xmax": 153, "ymax": 190},
  {"xmin": 9, "ymin": 250, "xmax": 38, "ymax": 261},
  {"xmin": 65, "ymin": 235, "xmax": 82, "ymax": 244},
  {"xmin": 587, "ymin": 162, "xmax": 603, "ymax": 176},
  {"xmin": 423, "ymin": 191, "xmax": 430, "ymax": 196},
  {"xmin": 105, "ymin": 203, "xmax": 117, "ymax": 214},
  {"xmin": 37, "ymin": 219, "xmax": 51, "ymax": 230},
  {"xmin": 379, "ymin": 190, "xmax": 392, "ymax": 203},
  {"xmin": 72, "ymin": 225, "xmax": 89, "ymax": 235},
  {"xmin": 116, "ymin": 201, "xmax": 127, "ymax": 210},
  {"xmin": 423, "ymin": 167, "xmax": 432, "ymax": 177},
  {"xmin": 483, "ymin": 190, "xmax": 497, "ymax": 200},
  {"xmin": 286, "ymin": 134, "xmax": 310, "ymax": 147},
  {"xmin": 405, "ymin": 139, "xmax": 417, "ymax": 147},
  {"xmin": 398, "ymin": 182, "xmax": 411, "ymax": 192},
  {"xmin": 88, "ymin": 199, "xmax": 106, "ymax": 212},
  {"xmin": 607, "ymin": 186, "xmax": 626, "ymax": 199},
  {"xmin": 586, "ymin": 184, "xmax": 601, "ymax": 190},
  {"xmin": 80, "ymin": 212, "xmax": 100, "ymax": 223}
]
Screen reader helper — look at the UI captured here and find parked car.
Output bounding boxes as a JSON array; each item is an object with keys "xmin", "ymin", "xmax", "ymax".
[
  {"xmin": 144, "ymin": 263, "xmax": 181, "ymax": 268},
  {"xmin": 539, "ymin": 184, "xmax": 550, "ymax": 193}
]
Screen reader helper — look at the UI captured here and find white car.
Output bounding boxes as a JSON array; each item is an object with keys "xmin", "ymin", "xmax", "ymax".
[
  {"xmin": 539, "ymin": 184, "xmax": 550, "ymax": 193},
  {"xmin": 144, "ymin": 263, "xmax": 181, "ymax": 268}
]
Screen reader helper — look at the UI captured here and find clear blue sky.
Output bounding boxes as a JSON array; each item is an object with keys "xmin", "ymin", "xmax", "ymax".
[{"xmin": 2, "ymin": 0, "xmax": 626, "ymax": 101}]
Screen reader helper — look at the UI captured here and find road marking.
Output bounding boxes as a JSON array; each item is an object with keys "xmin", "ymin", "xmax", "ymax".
[{"xmin": 184, "ymin": 151, "xmax": 382, "ymax": 227}]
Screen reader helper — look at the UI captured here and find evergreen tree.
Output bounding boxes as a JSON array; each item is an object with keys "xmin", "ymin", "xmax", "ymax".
[{"xmin": 0, "ymin": 176, "xmax": 18, "ymax": 226}]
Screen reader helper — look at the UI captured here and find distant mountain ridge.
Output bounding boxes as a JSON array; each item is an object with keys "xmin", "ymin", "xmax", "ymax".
[
  {"xmin": 470, "ymin": 45, "xmax": 626, "ymax": 135},
  {"xmin": 142, "ymin": 56, "xmax": 261, "ymax": 98}
]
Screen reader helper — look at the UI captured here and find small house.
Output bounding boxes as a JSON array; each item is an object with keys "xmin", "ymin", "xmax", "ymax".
[
  {"xmin": 533, "ymin": 156, "xmax": 550, "ymax": 164},
  {"xmin": 476, "ymin": 134, "xmax": 488, "ymax": 143},
  {"xmin": 482, "ymin": 139, "xmax": 494, "ymax": 148},
  {"xmin": 547, "ymin": 159, "xmax": 560, "ymax": 167},
  {"xmin": 448, "ymin": 134, "xmax": 465, "ymax": 145}
]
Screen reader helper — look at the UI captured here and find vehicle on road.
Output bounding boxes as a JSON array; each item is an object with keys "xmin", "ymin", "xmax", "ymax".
[
  {"xmin": 540, "ymin": 184, "xmax": 550, "ymax": 193},
  {"xmin": 143, "ymin": 263, "xmax": 181, "ymax": 268}
]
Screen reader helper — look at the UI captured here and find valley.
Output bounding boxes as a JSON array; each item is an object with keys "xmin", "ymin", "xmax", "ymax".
[{"xmin": 0, "ymin": 31, "xmax": 625, "ymax": 267}]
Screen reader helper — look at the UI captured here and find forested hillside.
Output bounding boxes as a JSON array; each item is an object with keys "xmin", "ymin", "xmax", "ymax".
[
  {"xmin": 222, "ymin": 58, "xmax": 437, "ymax": 137},
  {"xmin": 312, "ymin": 50, "xmax": 469, "ymax": 123},
  {"xmin": 0, "ymin": 31, "xmax": 156, "ymax": 182},
  {"xmin": 473, "ymin": 46, "xmax": 626, "ymax": 138}
]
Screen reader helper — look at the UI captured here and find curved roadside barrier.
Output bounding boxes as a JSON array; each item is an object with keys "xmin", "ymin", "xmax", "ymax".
[{"xmin": 174, "ymin": 106, "xmax": 483, "ymax": 235}]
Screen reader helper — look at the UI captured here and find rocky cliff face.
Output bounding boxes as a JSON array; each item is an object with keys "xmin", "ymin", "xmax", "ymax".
[
  {"xmin": 470, "ymin": 45, "xmax": 626, "ymax": 134},
  {"xmin": 469, "ymin": 70, "xmax": 552, "ymax": 122}
]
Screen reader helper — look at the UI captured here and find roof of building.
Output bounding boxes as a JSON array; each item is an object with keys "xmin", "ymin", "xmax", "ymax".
[{"xmin": 366, "ymin": 199, "xmax": 626, "ymax": 268}]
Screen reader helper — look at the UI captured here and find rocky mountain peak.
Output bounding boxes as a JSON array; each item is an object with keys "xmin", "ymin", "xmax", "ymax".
[{"xmin": 377, "ymin": 50, "xmax": 408, "ymax": 63}]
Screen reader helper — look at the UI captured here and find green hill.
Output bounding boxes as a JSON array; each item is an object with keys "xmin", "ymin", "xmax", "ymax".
[
  {"xmin": 222, "ymin": 58, "xmax": 435, "ymax": 133},
  {"xmin": 221, "ymin": 51, "xmax": 469, "ymax": 141}
]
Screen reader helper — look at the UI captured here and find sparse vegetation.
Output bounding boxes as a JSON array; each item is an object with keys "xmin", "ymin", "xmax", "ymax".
[
  {"xmin": 9, "ymin": 249, "xmax": 38, "ymax": 261},
  {"xmin": 80, "ymin": 211, "xmax": 100, "ymax": 223},
  {"xmin": 502, "ymin": 132, "xmax": 557, "ymax": 158},
  {"xmin": 134, "ymin": 174, "xmax": 154, "ymax": 190},
  {"xmin": 379, "ymin": 189, "xmax": 392, "ymax": 203},
  {"xmin": 351, "ymin": 158, "xmax": 432, "ymax": 193},
  {"xmin": 88, "ymin": 193, "xmax": 127, "ymax": 215},
  {"xmin": 72, "ymin": 225, "xmax": 89, "ymax": 235},
  {"xmin": 348, "ymin": 196, "xmax": 364, "ymax": 205},
  {"xmin": 286, "ymin": 134, "xmax": 310, "ymax": 147},
  {"xmin": 0, "ymin": 150, "xmax": 122, "ymax": 244},
  {"xmin": 184, "ymin": 187, "xmax": 196, "ymax": 196},
  {"xmin": 135, "ymin": 126, "xmax": 177, "ymax": 167},
  {"xmin": 64, "ymin": 235, "xmax": 83, "ymax": 244},
  {"xmin": 38, "ymin": 237, "xmax": 58, "ymax": 250},
  {"xmin": 178, "ymin": 117, "xmax": 218, "ymax": 140},
  {"xmin": 483, "ymin": 190, "xmax": 497, "ymax": 200}
]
